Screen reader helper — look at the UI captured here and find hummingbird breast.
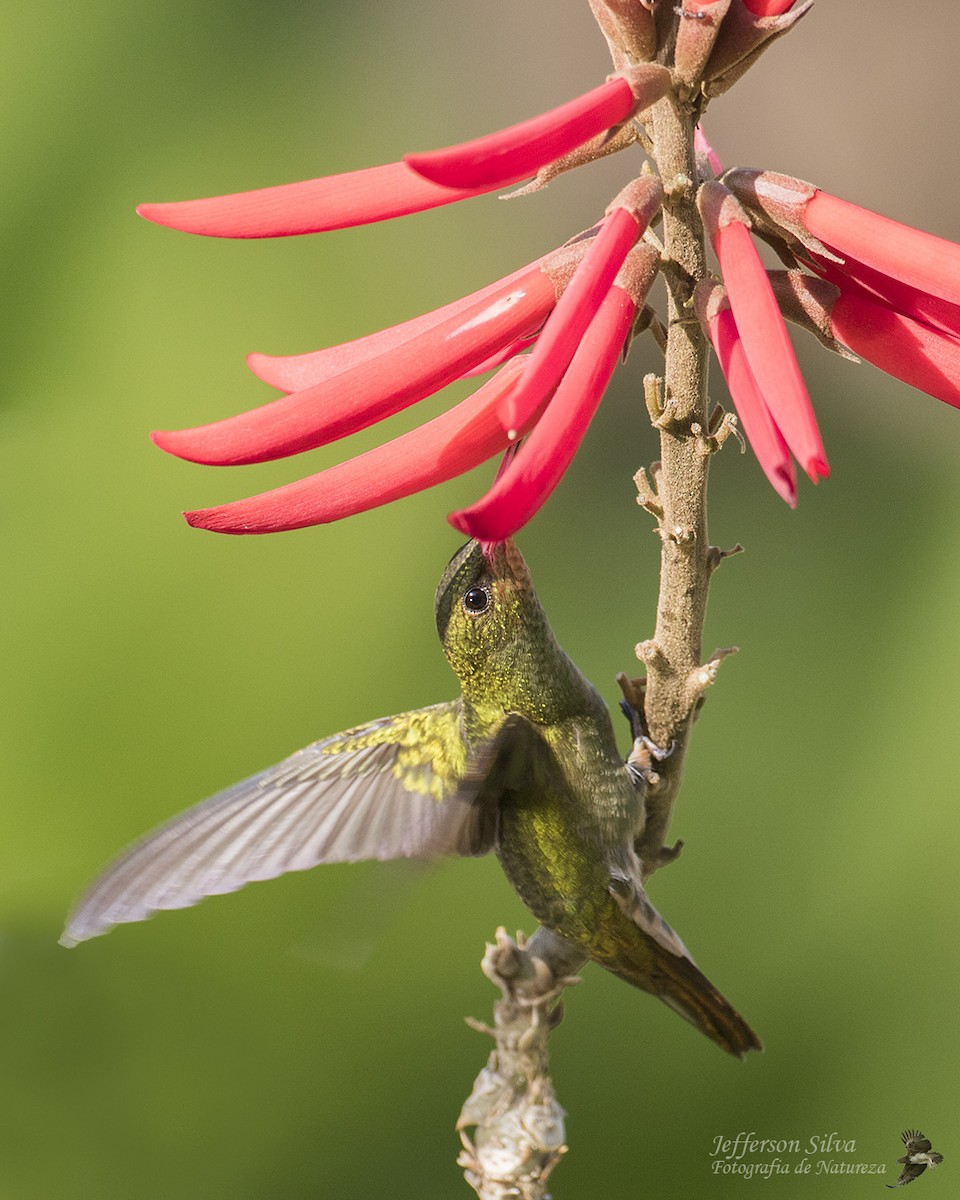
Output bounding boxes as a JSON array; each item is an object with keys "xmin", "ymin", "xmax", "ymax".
[{"xmin": 493, "ymin": 718, "xmax": 642, "ymax": 945}]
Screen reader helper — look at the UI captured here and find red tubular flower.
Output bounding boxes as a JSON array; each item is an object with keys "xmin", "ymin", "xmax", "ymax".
[
  {"xmin": 151, "ymin": 260, "xmax": 566, "ymax": 465},
  {"xmin": 803, "ymin": 191, "xmax": 960, "ymax": 310},
  {"xmin": 725, "ymin": 164, "xmax": 960, "ymax": 414},
  {"xmin": 182, "ymin": 360, "xmax": 533, "ymax": 534},
  {"xmin": 830, "ymin": 291, "xmax": 960, "ymax": 411},
  {"xmin": 741, "ymin": 0, "xmax": 796, "ymax": 13},
  {"xmin": 695, "ymin": 281, "xmax": 796, "ymax": 506},
  {"xmin": 452, "ymin": 245, "xmax": 660, "ymax": 541},
  {"xmin": 698, "ymin": 181, "xmax": 828, "ymax": 482},
  {"xmin": 818, "ymin": 255, "xmax": 960, "ymax": 342},
  {"xmin": 770, "ymin": 271, "xmax": 960, "ymax": 413},
  {"xmin": 152, "ymin": 4, "xmax": 953, "ymax": 540},
  {"xmin": 498, "ymin": 176, "xmax": 663, "ymax": 434},
  {"xmin": 404, "ymin": 68, "xmax": 670, "ymax": 192},
  {"xmin": 246, "ymin": 256, "xmax": 552, "ymax": 392},
  {"xmin": 725, "ymin": 168, "xmax": 960, "ymax": 312},
  {"xmin": 137, "ymin": 161, "xmax": 497, "ymax": 239},
  {"xmin": 140, "ymin": 69, "xmax": 668, "ymax": 240}
]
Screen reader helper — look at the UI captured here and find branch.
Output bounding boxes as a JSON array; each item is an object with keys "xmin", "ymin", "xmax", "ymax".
[
  {"xmin": 457, "ymin": 928, "xmax": 584, "ymax": 1199},
  {"xmin": 633, "ymin": 95, "xmax": 736, "ymax": 876}
]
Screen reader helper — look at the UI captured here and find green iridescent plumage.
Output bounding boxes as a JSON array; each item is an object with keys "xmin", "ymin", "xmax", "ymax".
[{"xmin": 62, "ymin": 539, "xmax": 760, "ymax": 1058}]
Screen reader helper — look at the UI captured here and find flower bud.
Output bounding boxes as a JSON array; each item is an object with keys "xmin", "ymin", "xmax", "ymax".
[
  {"xmin": 703, "ymin": 0, "xmax": 812, "ymax": 98},
  {"xmin": 588, "ymin": 0, "xmax": 658, "ymax": 64},
  {"xmin": 722, "ymin": 167, "xmax": 829, "ymax": 258},
  {"xmin": 765, "ymin": 270, "xmax": 856, "ymax": 360},
  {"xmin": 674, "ymin": 0, "xmax": 732, "ymax": 94}
]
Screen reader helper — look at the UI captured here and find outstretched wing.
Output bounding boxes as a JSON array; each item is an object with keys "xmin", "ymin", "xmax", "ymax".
[
  {"xmin": 62, "ymin": 701, "xmax": 494, "ymax": 946},
  {"xmin": 888, "ymin": 1161, "xmax": 927, "ymax": 1188},
  {"xmin": 902, "ymin": 1130, "xmax": 933, "ymax": 1155}
]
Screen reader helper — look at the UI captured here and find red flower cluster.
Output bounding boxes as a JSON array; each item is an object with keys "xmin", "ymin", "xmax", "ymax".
[
  {"xmin": 145, "ymin": 68, "xmax": 669, "ymax": 539},
  {"xmin": 141, "ymin": 0, "xmax": 960, "ymax": 533},
  {"xmin": 695, "ymin": 161, "xmax": 960, "ymax": 504}
]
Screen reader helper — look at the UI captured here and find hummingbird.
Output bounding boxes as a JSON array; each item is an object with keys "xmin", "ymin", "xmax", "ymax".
[{"xmin": 62, "ymin": 539, "xmax": 761, "ymax": 1058}]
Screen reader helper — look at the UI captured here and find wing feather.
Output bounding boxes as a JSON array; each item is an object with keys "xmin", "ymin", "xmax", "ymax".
[
  {"xmin": 902, "ymin": 1131, "xmax": 932, "ymax": 1155},
  {"xmin": 62, "ymin": 701, "xmax": 493, "ymax": 947}
]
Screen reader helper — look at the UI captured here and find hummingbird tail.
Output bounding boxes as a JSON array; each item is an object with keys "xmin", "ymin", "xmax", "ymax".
[
  {"xmin": 601, "ymin": 938, "xmax": 762, "ymax": 1059},
  {"xmin": 596, "ymin": 882, "xmax": 762, "ymax": 1057},
  {"xmin": 649, "ymin": 952, "xmax": 763, "ymax": 1059}
]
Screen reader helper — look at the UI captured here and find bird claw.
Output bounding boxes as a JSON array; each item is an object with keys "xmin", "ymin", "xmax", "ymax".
[{"xmin": 626, "ymin": 732, "xmax": 676, "ymax": 788}]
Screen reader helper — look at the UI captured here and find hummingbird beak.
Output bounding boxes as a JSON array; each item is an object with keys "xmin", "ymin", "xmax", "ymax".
[{"xmin": 480, "ymin": 538, "xmax": 534, "ymax": 592}]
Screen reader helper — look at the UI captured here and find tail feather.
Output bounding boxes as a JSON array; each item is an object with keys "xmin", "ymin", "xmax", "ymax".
[
  {"xmin": 599, "ymin": 885, "xmax": 762, "ymax": 1058},
  {"xmin": 643, "ymin": 950, "xmax": 762, "ymax": 1059},
  {"xmin": 604, "ymin": 944, "xmax": 762, "ymax": 1058}
]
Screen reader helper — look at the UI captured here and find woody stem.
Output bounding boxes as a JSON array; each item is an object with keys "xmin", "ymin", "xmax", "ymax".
[{"xmin": 635, "ymin": 95, "xmax": 717, "ymax": 875}]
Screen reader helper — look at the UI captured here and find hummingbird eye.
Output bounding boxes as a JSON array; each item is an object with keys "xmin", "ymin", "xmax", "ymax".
[{"xmin": 462, "ymin": 586, "xmax": 490, "ymax": 615}]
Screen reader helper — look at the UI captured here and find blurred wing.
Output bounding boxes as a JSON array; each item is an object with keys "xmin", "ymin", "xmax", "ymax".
[
  {"xmin": 62, "ymin": 701, "xmax": 493, "ymax": 946},
  {"xmin": 456, "ymin": 713, "xmax": 551, "ymax": 801},
  {"xmin": 903, "ymin": 1131, "xmax": 932, "ymax": 1154},
  {"xmin": 888, "ymin": 1162, "xmax": 926, "ymax": 1187}
]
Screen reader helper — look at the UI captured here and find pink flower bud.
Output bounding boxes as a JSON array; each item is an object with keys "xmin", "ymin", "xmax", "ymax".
[{"xmin": 703, "ymin": 1, "xmax": 812, "ymax": 97}]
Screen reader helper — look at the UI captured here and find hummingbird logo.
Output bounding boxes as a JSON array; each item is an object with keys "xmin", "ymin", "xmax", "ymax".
[
  {"xmin": 62, "ymin": 540, "xmax": 761, "ymax": 1058},
  {"xmin": 888, "ymin": 1130, "xmax": 943, "ymax": 1188}
]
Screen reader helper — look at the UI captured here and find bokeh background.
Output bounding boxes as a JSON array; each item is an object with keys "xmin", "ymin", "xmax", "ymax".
[{"xmin": 3, "ymin": 2, "xmax": 958, "ymax": 1196}]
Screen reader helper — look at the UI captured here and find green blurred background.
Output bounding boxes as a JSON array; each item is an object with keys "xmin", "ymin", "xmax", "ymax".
[{"xmin": 2, "ymin": 2, "xmax": 958, "ymax": 1196}]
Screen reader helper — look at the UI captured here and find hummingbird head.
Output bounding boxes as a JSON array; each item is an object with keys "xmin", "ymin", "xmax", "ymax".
[{"xmin": 435, "ymin": 539, "xmax": 577, "ymax": 722}]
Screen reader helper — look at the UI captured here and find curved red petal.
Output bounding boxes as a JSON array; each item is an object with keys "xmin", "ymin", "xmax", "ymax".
[
  {"xmin": 498, "ymin": 205, "xmax": 642, "ymax": 434},
  {"xmin": 707, "ymin": 306, "xmax": 796, "ymax": 506},
  {"xmin": 152, "ymin": 270, "xmax": 557, "ymax": 465},
  {"xmin": 459, "ymin": 333, "xmax": 541, "ymax": 379},
  {"xmin": 137, "ymin": 161, "xmax": 493, "ymax": 239},
  {"xmin": 818, "ymin": 256, "xmax": 960, "ymax": 341},
  {"xmin": 404, "ymin": 75, "xmax": 645, "ymax": 191},
  {"xmin": 806, "ymin": 191, "xmax": 960, "ymax": 310},
  {"xmin": 741, "ymin": 0, "xmax": 796, "ymax": 12},
  {"xmin": 183, "ymin": 362, "xmax": 527, "ymax": 534},
  {"xmin": 450, "ymin": 285, "xmax": 635, "ymax": 540},
  {"xmin": 713, "ymin": 219, "xmax": 828, "ymax": 481},
  {"xmin": 247, "ymin": 255, "xmax": 552, "ymax": 392},
  {"xmin": 831, "ymin": 291, "xmax": 960, "ymax": 410}
]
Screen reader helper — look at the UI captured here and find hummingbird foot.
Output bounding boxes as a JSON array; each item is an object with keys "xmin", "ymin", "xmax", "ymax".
[
  {"xmin": 644, "ymin": 838, "xmax": 685, "ymax": 870},
  {"xmin": 616, "ymin": 673, "xmax": 647, "ymax": 738},
  {"xmin": 626, "ymin": 732, "xmax": 677, "ymax": 790},
  {"xmin": 616, "ymin": 674, "xmax": 675, "ymax": 787}
]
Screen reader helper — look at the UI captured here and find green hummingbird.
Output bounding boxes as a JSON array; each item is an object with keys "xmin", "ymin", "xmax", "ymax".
[{"xmin": 62, "ymin": 539, "xmax": 760, "ymax": 1058}]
